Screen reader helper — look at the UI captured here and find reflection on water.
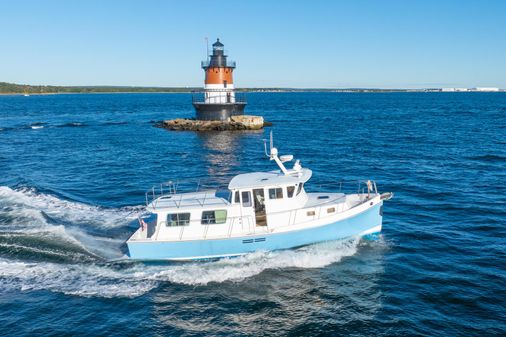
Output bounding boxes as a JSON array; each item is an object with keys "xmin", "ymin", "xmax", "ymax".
[{"xmin": 196, "ymin": 130, "xmax": 263, "ymax": 185}]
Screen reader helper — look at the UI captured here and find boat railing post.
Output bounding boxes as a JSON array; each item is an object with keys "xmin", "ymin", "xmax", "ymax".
[
  {"xmin": 179, "ymin": 226, "xmax": 184, "ymax": 240},
  {"xmin": 204, "ymin": 223, "xmax": 209, "ymax": 239},
  {"xmin": 228, "ymin": 218, "xmax": 234, "ymax": 237}
]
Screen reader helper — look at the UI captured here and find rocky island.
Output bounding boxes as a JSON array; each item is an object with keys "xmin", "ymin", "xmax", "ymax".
[{"xmin": 157, "ymin": 115, "xmax": 270, "ymax": 131}]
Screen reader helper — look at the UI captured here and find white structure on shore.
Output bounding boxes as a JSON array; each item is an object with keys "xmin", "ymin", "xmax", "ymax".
[
  {"xmin": 441, "ymin": 87, "xmax": 501, "ymax": 92},
  {"xmin": 441, "ymin": 88, "xmax": 468, "ymax": 92},
  {"xmin": 472, "ymin": 87, "xmax": 500, "ymax": 92}
]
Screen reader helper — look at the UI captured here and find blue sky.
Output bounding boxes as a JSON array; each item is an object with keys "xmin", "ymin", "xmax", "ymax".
[{"xmin": 1, "ymin": 0, "xmax": 505, "ymax": 88}]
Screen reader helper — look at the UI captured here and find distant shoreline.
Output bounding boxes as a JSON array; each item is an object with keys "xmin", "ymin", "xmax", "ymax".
[
  {"xmin": 2, "ymin": 90, "xmax": 505, "ymax": 96},
  {"xmin": 1, "ymin": 82, "xmax": 504, "ymax": 94}
]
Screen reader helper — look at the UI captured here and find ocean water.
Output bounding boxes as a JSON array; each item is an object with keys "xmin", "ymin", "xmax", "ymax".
[{"xmin": 0, "ymin": 92, "xmax": 505, "ymax": 336}]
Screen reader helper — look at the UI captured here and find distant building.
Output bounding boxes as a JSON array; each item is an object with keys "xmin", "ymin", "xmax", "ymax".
[
  {"xmin": 442, "ymin": 87, "xmax": 501, "ymax": 92},
  {"xmin": 472, "ymin": 87, "xmax": 500, "ymax": 92},
  {"xmin": 441, "ymin": 88, "xmax": 468, "ymax": 92}
]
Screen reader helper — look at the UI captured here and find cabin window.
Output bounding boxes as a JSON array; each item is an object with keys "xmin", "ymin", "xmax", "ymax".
[
  {"xmin": 269, "ymin": 188, "xmax": 283, "ymax": 199},
  {"xmin": 287, "ymin": 186, "xmax": 295, "ymax": 198},
  {"xmin": 327, "ymin": 207, "xmax": 336, "ymax": 213},
  {"xmin": 201, "ymin": 210, "xmax": 227, "ymax": 224},
  {"xmin": 241, "ymin": 191, "xmax": 252, "ymax": 207},
  {"xmin": 234, "ymin": 191, "xmax": 240, "ymax": 203},
  {"xmin": 307, "ymin": 210, "xmax": 315, "ymax": 216},
  {"xmin": 297, "ymin": 183, "xmax": 304, "ymax": 195},
  {"xmin": 166, "ymin": 213, "xmax": 190, "ymax": 227}
]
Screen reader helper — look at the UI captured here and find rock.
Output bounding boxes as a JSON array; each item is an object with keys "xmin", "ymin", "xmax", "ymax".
[
  {"xmin": 157, "ymin": 115, "xmax": 271, "ymax": 132},
  {"xmin": 230, "ymin": 115, "xmax": 264, "ymax": 130}
]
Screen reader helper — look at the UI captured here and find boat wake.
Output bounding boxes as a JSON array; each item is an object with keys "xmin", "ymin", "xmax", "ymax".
[
  {"xmin": 0, "ymin": 186, "xmax": 370, "ymax": 298},
  {"xmin": 0, "ymin": 186, "xmax": 140, "ymax": 261},
  {"xmin": 0, "ymin": 238, "xmax": 363, "ymax": 298}
]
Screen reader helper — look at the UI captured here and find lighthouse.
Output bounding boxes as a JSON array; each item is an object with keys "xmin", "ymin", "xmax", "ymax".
[{"xmin": 193, "ymin": 38, "xmax": 247, "ymax": 121}]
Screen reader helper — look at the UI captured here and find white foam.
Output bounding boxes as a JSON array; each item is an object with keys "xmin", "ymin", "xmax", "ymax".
[
  {"xmin": 0, "ymin": 238, "xmax": 361, "ymax": 298},
  {"xmin": 0, "ymin": 186, "xmax": 139, "ymax": 259},
  {"xmin": 0, "ymin": 259, "xmax": 156, "ymax": 298},
  {"xmin": 0, "ymin": 186, "xmax": 141, "ymax": 229},
  {"xmin": 141, "ymin": 238, "xmax": 360, "ymax": 285}
]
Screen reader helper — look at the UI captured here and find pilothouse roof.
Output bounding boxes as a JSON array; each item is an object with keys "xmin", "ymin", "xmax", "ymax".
[{"xmin": 228, "ymin": 168, "xmax": 312, "ymax": 190}]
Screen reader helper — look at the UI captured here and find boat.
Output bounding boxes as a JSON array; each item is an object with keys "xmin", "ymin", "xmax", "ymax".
[{"xmin": 126, "ymin": 135, "xmax": 393, "ymax": 261}]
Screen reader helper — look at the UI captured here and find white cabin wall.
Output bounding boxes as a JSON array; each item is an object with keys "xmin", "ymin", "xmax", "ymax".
[
  {"xmin": 264, "ymin": 186, "xmax": 308, "ymax": 228},
  {"xmin": 154, "ymin": 203, "xmax": 257, "ymax": 240}
]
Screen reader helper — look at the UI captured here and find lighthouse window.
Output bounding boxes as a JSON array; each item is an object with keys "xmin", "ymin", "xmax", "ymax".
[
  {"xmin": 166, "ymin": 213, "xmax": 191, "ymax": 227},
  {"xmin": 241, "ymin": 191, "xmax": 252, "ymax": 207},
  {"xmin": 201, "ymin": 210, "xmax": 227, "ymax": 225},
  {"xmin": 287, "ymin": 186, "xmax": 295, "ymax": 198},
  {"xmin": 269, "ymin": 188, "xmax": 284, "ymax": 199}
]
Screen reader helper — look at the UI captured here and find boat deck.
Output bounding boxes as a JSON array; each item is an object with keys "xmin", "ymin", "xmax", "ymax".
[{"xmin": 304, "ymin": 192, "xmax": 346, "ymax": 208}]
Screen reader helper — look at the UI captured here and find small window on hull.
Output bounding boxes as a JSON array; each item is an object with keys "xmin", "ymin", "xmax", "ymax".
[
  {"xmin": 201, "ymin": 210, "xmax": 227, "ymax": 224},
  {"xmin": 269, "ymin": 188, "xmax": 283, "ymax": 199},
  {"xmin": 307, "ymin": 210, "xmax": 315, "ymax": 216},
  {"xmin": 327, "ymin": 207, "xmax": 335, "ymax": 213},
  {"xmin": 287, "ymin": 186, "xmax": 295, "ymax": 198},
  {"xmin": 167, "ymin": 213, "xmax": 190, "ymax": 227}
]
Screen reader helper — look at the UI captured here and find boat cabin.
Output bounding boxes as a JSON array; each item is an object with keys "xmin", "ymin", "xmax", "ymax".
[{"xmin": 132, "ymin": 141, "xmax": 376, "ymax": 242}]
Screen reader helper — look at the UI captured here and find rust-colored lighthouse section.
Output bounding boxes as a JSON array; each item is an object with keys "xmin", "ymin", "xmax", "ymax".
[{"xmin": 205, "ymin": 67, "xmax": 234, "ymax": 85}]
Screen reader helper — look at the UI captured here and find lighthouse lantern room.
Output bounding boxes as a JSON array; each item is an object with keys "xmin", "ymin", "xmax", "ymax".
[{"xmin": 192, "ymin": 38, "xmax": 247, "ymax": 121}]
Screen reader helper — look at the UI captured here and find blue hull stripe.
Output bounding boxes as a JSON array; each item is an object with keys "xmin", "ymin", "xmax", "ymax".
[{"xmin": 127, "ymin": 203, "xmax": 383, "ymax": 260}]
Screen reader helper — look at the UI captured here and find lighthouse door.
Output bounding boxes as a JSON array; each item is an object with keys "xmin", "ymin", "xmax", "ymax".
[{"xmin": 252, "ymin": 189, "xmax": 267, "ymax": 226}]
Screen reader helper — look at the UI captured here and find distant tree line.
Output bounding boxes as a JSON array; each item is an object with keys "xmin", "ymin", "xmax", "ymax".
[
  {"xmin": 0, "ymin": 82, "xmax": 201, "ymax": 94},
  {"xmin": 1, "ymin": 81, "xmax": 443, "ymax": 94}
]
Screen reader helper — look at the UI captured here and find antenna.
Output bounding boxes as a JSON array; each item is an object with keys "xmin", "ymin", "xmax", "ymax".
[
  {"xmin": 269, "ymin": 130, "xmax": 273, "ymax": 151},
  {"xmin": 205, "ymin": 37, "xmax": 209, "ymax": 60},
  {"xmin": 263, "ymin": 130, "xmax": 274, "ymax": 157}
]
